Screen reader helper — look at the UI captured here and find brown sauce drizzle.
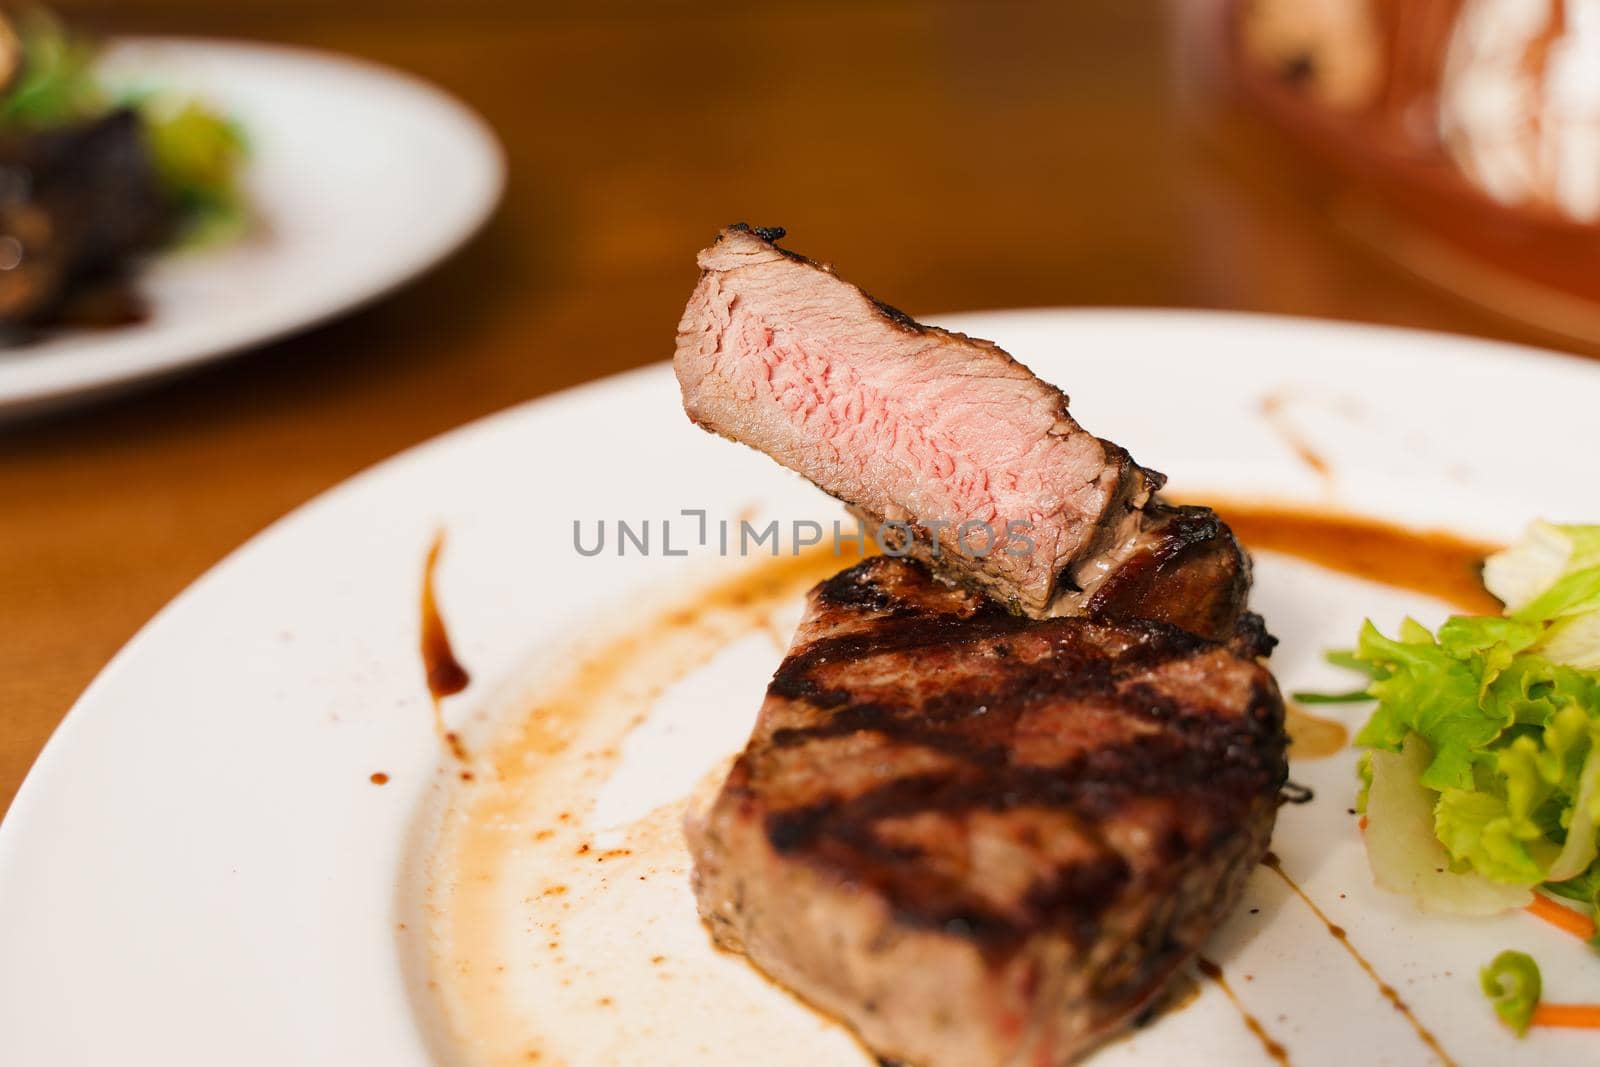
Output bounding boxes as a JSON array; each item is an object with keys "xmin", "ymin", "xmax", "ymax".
[
  {"xmin": 1262, "ymin": 854, "xmax": 1459, "ymax": 1067},
  {"xmin": 1259, "ymin": 392, "xmax": 1334, "ymax": 486},
  {"xmin": 1196, "ymin": 956, "xmax": 1289, "ymax": 1065},
  {"xmin": 1204, "ymin": 501, "xmax": 1501, "ymax": 615},
  {"xmin": 1284, "ymin": 702, "xmax": 1349, "ymax": 760},
  {"xmin": 421, "ymin": 531, "xmax": 472, "ymax": 756}
]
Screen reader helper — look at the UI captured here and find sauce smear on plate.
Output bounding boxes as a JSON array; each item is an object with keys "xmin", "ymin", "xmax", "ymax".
[
  {"xmin": 1284, "ymin": 703, "xmax": 1348, "ymax": 760},
  {"xmin": 420, "ymin": 531, "xmax": 473, "ymax": 762},
  {"xmin": 1262, "ymin": 853, "xmax": 1459, "ymax": 1067},
  {"xmin": 1207, "ymin": 501, "xmax": 1501, "ymax": 614},
  {"xmin": 1196, "ymin": 956, "xmax": 1290, "ymax": 1066},
  {"xmin": 421, "ymin": 531, "xmax": 471, "ymax": 702}
]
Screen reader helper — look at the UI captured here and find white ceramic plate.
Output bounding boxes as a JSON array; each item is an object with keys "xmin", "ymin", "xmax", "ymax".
[
  {"xmin": 0, "ymin": 37, "xmax": 503, "ymax": 418},
  {"xmin": 3, "ymin": 311, "xmax": 1598, "ymax": 1066}
]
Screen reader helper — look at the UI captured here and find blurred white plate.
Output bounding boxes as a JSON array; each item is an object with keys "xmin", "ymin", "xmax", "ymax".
[
  {"xmin": 1, "ymin": 311, "xmax": 1597, "ymax": 1066},
  {"xmin": 0, "ymin": 37, "xmax": 503, "ymax": 418}
]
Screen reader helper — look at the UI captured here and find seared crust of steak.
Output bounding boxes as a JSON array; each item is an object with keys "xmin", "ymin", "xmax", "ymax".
[
  {"xmin": 1077, "ymin": 503, "xmax": 1255, "ymax": 642},
  {"xmin": 688, "ymin": 557, "xmax": 1287, "ymax": 1067}
]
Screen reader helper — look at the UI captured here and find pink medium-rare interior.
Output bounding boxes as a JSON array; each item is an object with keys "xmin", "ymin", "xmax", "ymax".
[{"xmin": 676, "ymin": 233, "xmax": 1115, "ymax": 603}]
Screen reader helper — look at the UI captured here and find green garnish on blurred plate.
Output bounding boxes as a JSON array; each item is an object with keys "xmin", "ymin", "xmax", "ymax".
[{"xmin": 1, "ymin": 9, "xmax": 247, "ymax": 243}]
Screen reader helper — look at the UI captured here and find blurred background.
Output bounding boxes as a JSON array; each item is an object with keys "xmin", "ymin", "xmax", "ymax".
[{"xmin": 4, "ymin": 0, "xmax": 1597, "ymax": 812}]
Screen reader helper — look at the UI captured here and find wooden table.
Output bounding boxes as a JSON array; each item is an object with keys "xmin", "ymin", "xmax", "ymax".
[{"xmin": 0, "ymin": 0, "xmax": 1578, "ymax": 815}]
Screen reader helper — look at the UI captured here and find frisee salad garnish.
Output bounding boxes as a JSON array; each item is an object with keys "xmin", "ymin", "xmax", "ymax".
[
  {"xmin": 1481, "ymin": 951, "xmax": 1542, "ymax": 1036},
  {"xmin": 1327, "ymin": 521, "xmax": 1600, "ymax": 916}
]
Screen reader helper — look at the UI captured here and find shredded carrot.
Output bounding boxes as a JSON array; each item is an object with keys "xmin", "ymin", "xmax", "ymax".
[
  {"xmin": 1532, "ymin": 1003, "xmax": 1600, "ymax": 1029},
  {"xmin": 1526, "ymin": 894, "xmax": 1598, "ymax": 941},
  {"xmin": 1358, "ymin": 816, "xmax": 1368, "ymax": 832}
]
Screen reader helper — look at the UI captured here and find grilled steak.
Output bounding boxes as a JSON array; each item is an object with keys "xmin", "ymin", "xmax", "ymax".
[
  {"xmin": 672, "ymin": 224, "xmax": 1250, "ymax": 635},
  {"xmin": 688, "ymin": 557, "xmax": 1286, "ymax": 1067}
]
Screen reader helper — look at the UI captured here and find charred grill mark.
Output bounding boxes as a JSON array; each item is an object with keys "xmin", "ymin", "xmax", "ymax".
[
  {"xmin": 763, "ymin": 672, "xmax": 854, "ymax": 707},
  {"xmin": 770, "ymin": 616, "xmax": 1029, "ymax": 700},
  {"xmin": 762, "ymin": 725, "xmax": 1283, "ymax": 951},
  {"xmin": 1119, "ymin": 678, "xmax": 1286, "ymax": 759},
  {"xmin": 768, "ymin": 597, "xmax": 1284, "ymax": 804},
  {"xmin": 769, "ymin": 657, "xmax": 1167, "ymax": 755},
  {"xmin": 814, "ymin": 564, "xmax": 918, "ymax": 614},
  {"xmin": 812, "ymin": 555, "xmax": 994, "ymax": 616},
  {"xmin": 1022, "ymin": 851, "xmax": 1135, "ymax": 940},
  {"xmin": 773, "ymin": 628, "xmax": 1216, "ymax": 732},
  {"xmin": 769, "ymin": 699, "xmax": 1012, "ymax": 764},
  {"xmin": 767, "ymin": 771, "xmax": 1136, "ymax": 951}
]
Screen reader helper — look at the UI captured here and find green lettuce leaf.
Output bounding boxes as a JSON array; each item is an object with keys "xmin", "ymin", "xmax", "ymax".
[
  {"xmin": 1435, "ymin": 787, "xmax": 1548, "ymax": 885},
  {"xmin": 1549, "ymin": 719, "xmax": 1600, "ymax": 881},
  {"xmin": 1352, "ymin": 619, "xmax": 1515, "ymax": 791}
]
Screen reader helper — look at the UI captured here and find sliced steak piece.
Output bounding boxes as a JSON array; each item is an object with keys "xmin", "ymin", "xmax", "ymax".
[
  {"xmin": 688, "ymin": 557, "xmax": 1287, "ymax": 1067},
  {"xmin": 673, "ymin": 224, "xmax": 1252, "ymax": 634},
  {"xmin": 674, "ymin": 223, "xmax": 1165, "ymax": 618}
]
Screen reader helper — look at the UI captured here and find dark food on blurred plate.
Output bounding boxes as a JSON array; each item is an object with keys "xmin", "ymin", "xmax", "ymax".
[
  {"xmin": 677, "ymin": 226, "xmax": 1287, "ymax": 1067},
  {"xmin": 0, "ymin": 11, "xmax": 245, "ymax": 331}
]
